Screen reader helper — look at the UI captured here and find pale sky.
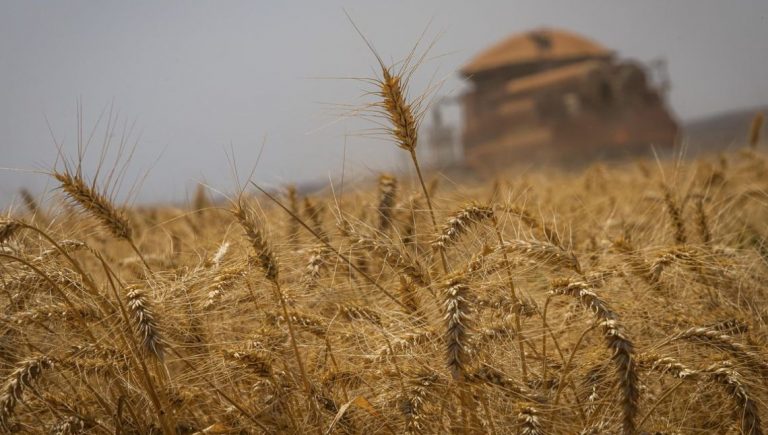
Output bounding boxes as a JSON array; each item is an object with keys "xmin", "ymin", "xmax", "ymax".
[{"xmin": 2, "ymin": 1, "xmax": 767, "ymax": 206}]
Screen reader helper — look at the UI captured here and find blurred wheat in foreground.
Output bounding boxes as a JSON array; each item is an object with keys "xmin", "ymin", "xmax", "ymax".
[{"xmin": 2, "ymin": 57, "xmax": 768, "ymax": 435}]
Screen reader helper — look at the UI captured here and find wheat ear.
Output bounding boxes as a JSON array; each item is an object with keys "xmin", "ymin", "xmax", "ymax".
[
  {"xmin": 0, "ymin": 356, "xmax": 54, "ymax": 429},
  {"xmin": 0, "ymin": 220, "xmax": 21, "ymax": 244},
  {"xmin": 193, "ymin": 183, "xmax": 209, "ymax": 210},
  {"xmin": 19, "ymin": 189, "xmax": 40, "ymax": 217},
  {"xmin": 397, "ymin": 275, "xmax": 420, "ymax": 315},
  {"xmin": 284, "ymin": 184, "xmax": 300, "ymax": 241},
  {"xmin": 54, "ymin": 170, "xmax": 132, "ymax": 240},
  {"xmin": 233, "ymin": 202, "xmax": 279, "ymax": 282},
  {"xmin": 432, "ymin": 204, "xmax": 494, "ymax": 249},
  {"xmin": 303, "ymin": 196, "xmax": 327, "ymax": 242},
  {"xmin": 54, "ymin": 170, "xmax": 150, "ymax": 270},
  {"xmin": 444, "ymin": 274, "xmax": 472, "ymax": 381},
  {"xmin": 660, "ymin": 183, "xmax": 687, "ymax": 244},
  {"xmin": 301, "ymin": 246, "xmax": 326, "ymax": 289},
  {"xmin": 380, "ymin": 67, "xmax": 418, "ymax": 153},
  {"xmin": 401, "ymin": 373, "xmax": 439, "ymax": 435},
  {"xmin": 517, "ymin": 406, "xmax": 543, "ymax": 435},
  {"xmin": 377, "ymin": 173, "xmax": 398, "ymax": 232},
  {"xmin": 692, "ymin": 194, "xmax": 712, "ymax": 244},
  {"xmin": 125, "ymin": 287, "xmax": 165, "ymax": 361}
]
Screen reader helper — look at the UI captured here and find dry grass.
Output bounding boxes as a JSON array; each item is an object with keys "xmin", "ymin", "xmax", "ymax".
[{"xmin": 2, "ymin": 47, "xmax": 768, "ymax": 435}]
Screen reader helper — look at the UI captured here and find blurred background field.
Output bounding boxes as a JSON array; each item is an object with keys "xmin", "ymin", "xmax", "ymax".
[{"xmin": 2, "ymin": 2, "xmax": 768, "ymax": 434}]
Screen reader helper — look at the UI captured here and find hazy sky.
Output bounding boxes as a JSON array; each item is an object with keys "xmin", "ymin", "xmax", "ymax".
[{"xmin": 2, "ymin": 1, "xmax": 767, "ymax": 206}]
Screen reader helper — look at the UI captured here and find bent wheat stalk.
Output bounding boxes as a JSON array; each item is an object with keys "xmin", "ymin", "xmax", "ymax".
[{"xmin": 551, "ymin": 279, "xmax": 638, "ymax": 435}]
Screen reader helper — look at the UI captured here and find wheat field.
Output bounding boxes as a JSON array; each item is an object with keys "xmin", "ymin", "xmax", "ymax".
[{"xmin": 1, "ymin": 56, "xmax": 767, "ymax": 435}]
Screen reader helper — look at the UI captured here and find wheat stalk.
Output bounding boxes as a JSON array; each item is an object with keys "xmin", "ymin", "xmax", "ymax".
[{"xmin": 35, "ymin": 239, "xmax": 87, "ymax": 261}]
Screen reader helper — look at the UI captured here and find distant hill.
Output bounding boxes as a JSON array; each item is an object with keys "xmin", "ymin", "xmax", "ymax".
[{"xmin": 683, "ymin": 105, "xmax": 767, "ymax": 153}]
